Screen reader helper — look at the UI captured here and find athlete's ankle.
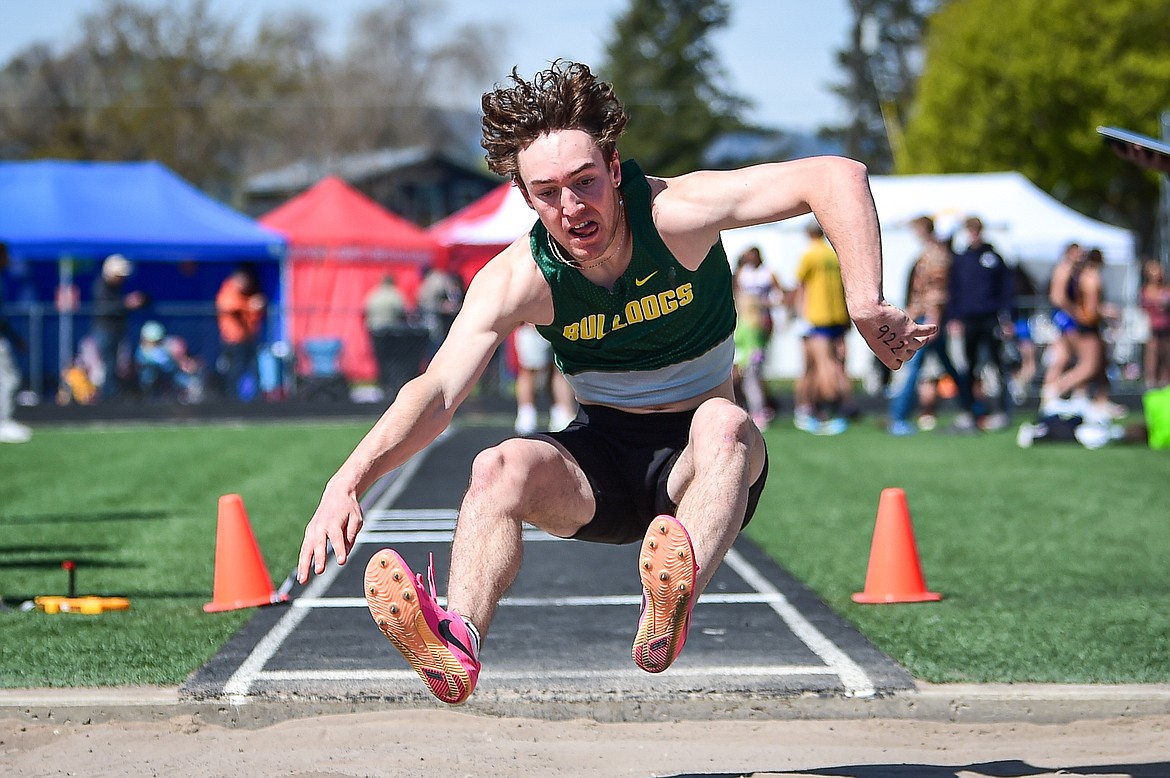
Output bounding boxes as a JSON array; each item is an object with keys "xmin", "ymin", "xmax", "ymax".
[{"xmin": 457, "ymin": 613, "xmax": 482, "ymax": 656}]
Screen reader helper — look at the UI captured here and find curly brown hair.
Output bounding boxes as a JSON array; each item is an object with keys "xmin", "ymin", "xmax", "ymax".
[{"xmin": 480, "ymin": 60, "xmax": 628, "ymax": 183}]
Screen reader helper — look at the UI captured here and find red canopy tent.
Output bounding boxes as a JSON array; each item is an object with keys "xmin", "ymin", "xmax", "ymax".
[
  {"xmin": 428, "ymin": 182, "xmax": 550, "ymax": 378},
  {"xmin": 260, "ymin": 176, "xmax": 444, "ymax": 382},
  {"xmin": 427, "ymin": 182, "xmax": 534, "ymax": 288}
]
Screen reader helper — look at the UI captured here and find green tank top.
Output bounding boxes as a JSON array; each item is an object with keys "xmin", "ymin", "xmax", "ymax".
[{"xmin": 531, "ymin": 159, "xmax": 735, "ymax": 377}]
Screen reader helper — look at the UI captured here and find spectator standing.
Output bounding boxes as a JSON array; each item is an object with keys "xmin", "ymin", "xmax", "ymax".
[
  {"xmin": 90, "ymin": 254, "xmax": 146, "ymax": 400},
  {"xmin": 1040, "ymin": 243, "xmax": 1083, "ymax": 400},
  {"xmin": 946, "ymin": 216, "xmax": 1016, "ymax": 432},
  {"xmin": 886, "ymin": 215, "xmax": 961, "ymax": 435},
  {"xmin": 216, "ymin": 265, "xmax": 266, "ymax": 400},
  {"xmin": 1007, "ymin": 265, "xmax": 1040, "ymax": 404},
  {"xmin": 794, "ymin": 221, "xmax": 851, "ymax": 434},
  {"xmin": 733, "ymin": 290, "xmax": 772, "ymax": 429},
  {"xmin": 0, "ymin": 244, "xmax": 31, "ymax": 443},
  {"xmin": 417, "ymin": 266, "xmax": 465, "ymax": 361},
  {"xmin": 733, "ymin": 246, "xmax": 786, "ymax": 420},
  {"xmin": 1139, "ymin": 257, "xmax": 1170, "ymax": 389},
  {"xmin": 1043, "ymin": 248, "xmax": 1117, "ymax": 419},
  {"xmin": 512, "ymin": 323, "xmax": 577, "ymax": 434},
  {"xmin": 364, "ymin": 274, "xmax": 409, "ymax": 395},
  {"xmin": 733, "ymin": 246, "xmax": 786, "ymax": 345}
]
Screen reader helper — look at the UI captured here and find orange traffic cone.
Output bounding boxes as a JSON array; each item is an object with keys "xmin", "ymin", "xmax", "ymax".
[
  {"xmin": 851, "ymin": 487, "xmax": 942, "ymax": 604},
  {"xmin": 204, "ymin": 494, "xmax": 289, "ymax": 613}
]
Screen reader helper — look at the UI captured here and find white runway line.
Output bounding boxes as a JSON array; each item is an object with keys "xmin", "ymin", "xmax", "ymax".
[
  {"xmin": 358, "ymin": 529, "xmax": 562, "ymax": 544},
  {"xmin": 220, "ymin": 434, "xmax": 443, "ymax": 702},
  {"xmin": 359, "ymin": 507, "xmax": 566, "ymax": 544},
  {"xmin": 367, "ymin": 508, "xmax": 458, "ymax": 521},
  {"xmin": 722, "ymin": 548, "xmax": 877, "ymax": 698},
  {"xmin": 253, "ymin": 664, "xmax": 838, "ymax": 684},
  {"xmin": 221, "ymin": 554, "xmax": 334, "ymax": 703},
  {"xmin": 295, "ymin": 592, "xmax": 793, "ymax": 609}
]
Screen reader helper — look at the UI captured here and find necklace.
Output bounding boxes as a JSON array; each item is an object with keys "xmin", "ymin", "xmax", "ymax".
[{"xmin": 546, "ymin": 197, "xmax": 628, "ymax": 271}]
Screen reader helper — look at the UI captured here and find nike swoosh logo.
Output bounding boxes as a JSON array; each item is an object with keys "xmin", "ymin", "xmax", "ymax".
[
  {"xmin": 635, "ymin": 272, "xmax": 658, "ymax": 286},
  {"xmin": 438, "ymin": 618, "xmax": 475, "ymax": 658}
]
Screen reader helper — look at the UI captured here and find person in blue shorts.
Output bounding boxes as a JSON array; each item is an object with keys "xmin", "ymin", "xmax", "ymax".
[
  {"xmin": 794, "ymin": 222, "xmax": 852, "ymax": 434},
  {"xmin": 1041, "ymin": 242, "xmax": 1082, "ymax": 405}
]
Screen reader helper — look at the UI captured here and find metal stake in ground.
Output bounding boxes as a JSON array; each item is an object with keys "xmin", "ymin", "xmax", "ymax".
[{"xmin": 62, "ymin": 559, "xmax": 77, "ymax": 597}]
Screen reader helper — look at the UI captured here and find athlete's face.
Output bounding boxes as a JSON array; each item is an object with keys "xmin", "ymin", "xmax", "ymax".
[{"xmin": 517, "ymin": 129, "xmax": 623, "ymax": 264}]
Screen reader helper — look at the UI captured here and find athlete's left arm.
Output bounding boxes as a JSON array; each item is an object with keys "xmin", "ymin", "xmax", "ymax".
[{"xmin": 655, "ymin": 156, "xmax": 935, "ymax": 370}]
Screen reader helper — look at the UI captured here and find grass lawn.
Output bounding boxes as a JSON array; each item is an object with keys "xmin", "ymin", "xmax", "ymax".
[
  {"xmin": 748, "ymin": 416, "xmax": 1170, "ymax": 684},
  {"xmin": 1, "ymin": 411, "xmax": 1166, "ymax": 687},
  {"xmin": 0, "ymin": 419, "xmax": 369, "ymax": 687}
]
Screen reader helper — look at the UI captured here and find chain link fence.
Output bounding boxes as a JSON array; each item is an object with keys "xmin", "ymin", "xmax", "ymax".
[{"xmin": 4, "ymin": 301, "xmax": 511, "ymax": 409}]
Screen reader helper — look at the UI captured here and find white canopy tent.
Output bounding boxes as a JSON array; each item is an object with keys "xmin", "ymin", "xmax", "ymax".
[{"xmin": 721, "ymin": 171, "xmax": 1137, "ymax": 377}]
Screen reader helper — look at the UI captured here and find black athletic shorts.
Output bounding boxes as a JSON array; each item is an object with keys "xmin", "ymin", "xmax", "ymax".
[{"xmin": 529, "ymin": 403, "xmax": 769, "ymax": 545}]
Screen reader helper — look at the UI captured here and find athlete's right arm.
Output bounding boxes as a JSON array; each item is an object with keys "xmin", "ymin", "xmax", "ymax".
[{"xmin": 297, "ymin": 240, "xmax": 544, "ymax": 582}]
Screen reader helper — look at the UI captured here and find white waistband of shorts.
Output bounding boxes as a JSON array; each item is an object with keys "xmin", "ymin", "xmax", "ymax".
[{"xmin": 562, "ymin": 335, "xmax": 733, "ymax": 408}]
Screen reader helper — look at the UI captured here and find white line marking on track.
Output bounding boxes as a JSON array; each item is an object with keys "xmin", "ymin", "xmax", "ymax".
[
  {"xmin": 221, "ymin": 559, "xmax": 329, "ymax": 703},
  {"xmin": 722, "ymin": 548, "xmax": 877, "ymax": 698},
  {"xmin": 360, "ymin": 520, "xmax": 456, "ymax": 531},
  {"xmin": 250, "ymin": 664, "xmax": 838, "ymax": 683},
  {"xmin": 357, "ymin": 529, "xmax": 561, "ymax": 544},
  {"xmin": 367, "ymin": 508, "xmax": 459, "ymax": 521},
  {"xmin": 220, "ymin": 435, "xmax": 443, "ymax": 702},
  {"xmin": 294, "ymin": 592, "xmax": 791, "ymax": 608}
]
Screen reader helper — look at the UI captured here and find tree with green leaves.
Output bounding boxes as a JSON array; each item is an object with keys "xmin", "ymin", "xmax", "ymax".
[
  {"xmin": 0, "ymin": 0, "xmax": 309, "ymax": 200},
  {"xmin": 326, "ymin": 0, "xmax": 496, "ymax": 158},
  {"xmin": 0, "ymin": 0, "xmax": 497, "ymax": 202},
  {"xmin": 600, "ymin": 0, "xmax": 748, "ymax": 175},
  {"xmin": 826, "ymin": 0, "xmax": 939, "ymax": 173},
  {"xmin": 901, "ymin": 0, "xmax": 1170, "ymax": 251}
]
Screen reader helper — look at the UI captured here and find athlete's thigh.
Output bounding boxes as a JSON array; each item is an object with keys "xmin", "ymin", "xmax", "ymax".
[
  {"xmin": 471, "ymin": 435, "xmax": 595, "ymax": 538},
  {"xmin": 664, "ymin": 399, "xmax": 764, "ymax": 504}
]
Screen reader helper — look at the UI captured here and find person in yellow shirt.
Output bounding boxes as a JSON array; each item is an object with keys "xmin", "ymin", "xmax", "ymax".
[{"xmin": 795, "ymin": 222, "xmax": 851, "ymax": 434}]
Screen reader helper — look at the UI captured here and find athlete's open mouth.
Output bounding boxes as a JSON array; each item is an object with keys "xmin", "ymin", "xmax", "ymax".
[{"xmin": 567, "ymin": 220, "xmax": 599, "ymax": 240}]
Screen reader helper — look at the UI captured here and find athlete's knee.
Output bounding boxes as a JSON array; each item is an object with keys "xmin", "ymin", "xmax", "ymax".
[
  {"xmin": 692, "ymin": 399, "xmax": 756, "ymax": 452},
  {"xmin": 466, "ymin": 440, "xmax": 537, "ymax": 508},
  {"xmin": 465, "ymin": 440, "xmax": 588, "ymax": 533}
]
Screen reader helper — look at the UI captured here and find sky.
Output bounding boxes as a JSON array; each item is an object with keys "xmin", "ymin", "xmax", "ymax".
[{"xmin": 0, "ymin": 0, "xmax": 853, "ymax": 133}]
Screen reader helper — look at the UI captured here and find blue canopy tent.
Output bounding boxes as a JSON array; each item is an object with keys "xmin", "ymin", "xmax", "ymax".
[{"xmin": 0, "ymin": 160, "xmax": 286, "ymax": 397}]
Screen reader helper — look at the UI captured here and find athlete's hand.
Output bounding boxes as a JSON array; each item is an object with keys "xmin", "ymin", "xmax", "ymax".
[
  {"xmin": 852, "ymin": 300, "xmax": 936, "ymax": 370},
  {"xmin": 297, "ymin": 485, "xmax": 364, "ymax": 584}
]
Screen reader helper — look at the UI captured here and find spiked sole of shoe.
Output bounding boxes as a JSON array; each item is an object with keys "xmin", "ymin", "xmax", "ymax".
[
  {"xmin": 632, "ymin": 517, "xmax": 695, "ymax": 673},
  {"xmin": 364, "ymin": 550, "xmax": 473, "ymax": 704}
]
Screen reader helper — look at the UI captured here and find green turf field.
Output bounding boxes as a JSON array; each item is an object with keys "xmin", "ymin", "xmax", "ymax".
[
  {"xmin": 748, "ymin": 415, "xmax": 1170, "ymax": 684},
  {"xmin": 1, "ymin": 413, "xmax": 1166, "ymax": 687},
  {"xmin": 0, "ymin": 420, "xmax": 369, "ymax": 687}
]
